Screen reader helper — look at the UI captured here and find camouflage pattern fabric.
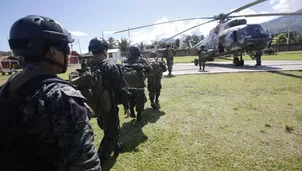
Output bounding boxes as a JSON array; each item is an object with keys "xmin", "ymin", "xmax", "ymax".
[
  {"xmin": 129, "ymin": 89, "xmax": 147, "ymax": 113},
  {"xmin": 123, "ymin": 57, "xmax": 152, "ymax": 118},
  {"xmin": 0, "ymin": 66, "xmax": 101, "ymax": 171},
  {"xmin": 89, "ymin": 58, "xmax": 130, "ymax": 164},
  {"xmin": 163, "ymin": 47, "xmax": 176, "ymax": 74}
]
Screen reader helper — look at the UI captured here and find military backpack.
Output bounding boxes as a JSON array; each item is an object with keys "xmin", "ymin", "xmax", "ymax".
[
  {"xmin": 69, "ymin": 59, "xmax": 112, "ymax": 118},
  {"xmin": 122, "ymin": 62, "xmax": 146, "ymax": 89}
]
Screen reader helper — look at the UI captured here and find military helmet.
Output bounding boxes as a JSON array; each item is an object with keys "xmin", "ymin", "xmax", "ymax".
[
  {"xmin": 88, "ymin": 37, "xmax": 109, "ymax": 52},
  {"xmin": 129, "ymin": 46, "xmax": 140, "ymax": 56},
  {"xmin": 150, "ymin": 51, "xmax": 157, "ymax": 58},
  {"xmin": 8, "ymin": 15, "xmax": 73, "ymax": 61},
  {"xmin": 166, "ymin": 44, "xmax": 171, "ymax": 48}
]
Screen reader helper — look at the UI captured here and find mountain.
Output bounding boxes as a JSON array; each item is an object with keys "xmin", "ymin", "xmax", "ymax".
[{"xmin": 261, "ymin": 9, "xmax": 302, "ymax": 35}]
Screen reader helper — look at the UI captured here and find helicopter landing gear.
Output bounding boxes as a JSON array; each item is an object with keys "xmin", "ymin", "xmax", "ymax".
[{"xmin": 233, "ymin": 55, "xmax": 244, "ymax": 66}]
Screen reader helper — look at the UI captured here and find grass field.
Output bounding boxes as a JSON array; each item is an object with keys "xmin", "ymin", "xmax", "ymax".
[
  {"xmin": 63, "ymin": 71, "xmax": 301, "ymax": 171},
  {"xmin": 173, "ymin": 51, "xmax": 302, "ymax": 63}
]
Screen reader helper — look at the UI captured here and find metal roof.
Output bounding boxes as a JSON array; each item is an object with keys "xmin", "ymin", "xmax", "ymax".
[{"xmin": 108, "ymin": 49, "xmax": 120, "ymax": 53}]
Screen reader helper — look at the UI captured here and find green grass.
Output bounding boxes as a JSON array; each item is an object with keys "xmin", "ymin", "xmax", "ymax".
[
  {"xmin": 70, "ymin": 71, "xmax": 301, "ymax": 170},
  {"xmin": 173, "ymin": 51, "xmax": 302, "ymax": 63}
]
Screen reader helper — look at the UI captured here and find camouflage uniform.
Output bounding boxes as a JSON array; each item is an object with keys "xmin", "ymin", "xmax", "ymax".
[
  {"xmin": 162, "ymin": 45, "xmax": 176, "ymax": 75},
  {"xmin": 87, "ymin": 37, "xmax": 130, "ymax": 166},
  {"xmin": 1, "ymin": 15, "xmax": 101, "ymax": 171},
  {"xmin": 0, "ymin": 66, "xmax": 101, "ymax": 171},
  {"xmin": 90, "ymin": 58, "xmax": 130, "ymax": 163},
  {"xmin": 198, "ymin": 46, "xmax": 206, "ymax": 71},
  {"xmin": 147, "ymin": 52, "xmax": 167, "ymax": 109},
  {"xmin": 123, "ymin": 55, "xmax": 152, "ymax": 121}
]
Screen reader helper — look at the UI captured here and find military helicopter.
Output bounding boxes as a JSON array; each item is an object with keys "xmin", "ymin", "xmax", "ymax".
[{"xmin": 113, "ymin": 0, "xmax": 302, "ymax": 68}]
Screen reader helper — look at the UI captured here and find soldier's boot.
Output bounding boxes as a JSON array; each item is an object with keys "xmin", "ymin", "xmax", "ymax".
[
  {"xmin": 114, "ymin": 141, "xmax": 124, "ymax": 157},
  {"xmin": 136, "ymin": 112, "xmax": 142, "ymax": 121},
  {"xmin": 151, "ymin": 102, "xmax": 157, "ymax": 110},
  {"xmin": 130, "ymin": 108, "xmax": 136, "ymax": 118}
]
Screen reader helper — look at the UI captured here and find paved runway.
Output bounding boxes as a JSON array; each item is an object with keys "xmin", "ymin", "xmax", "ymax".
[{"xmin": 163, "ymin": 60, "xmax": 302, "ymax": 76}]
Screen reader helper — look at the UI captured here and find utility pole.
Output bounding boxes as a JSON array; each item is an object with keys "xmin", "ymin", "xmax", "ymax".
[
  {"xmin": 0, "ymin": 42, "xmax": 2, "ymax": 51},
  {"xmin": 286, "ymin": 18, "xmax": 292, "ymax": 44},
  {"xmin": 128, "ymin": 27, "xmax": 130, "ymax": 43},
  {"xmin": 102, "ymin": 30, "xmax": 104, "ymax": 39},
  {"xmin": 78, "ymin": 38, "xmax": 82, "ymax": 54}
]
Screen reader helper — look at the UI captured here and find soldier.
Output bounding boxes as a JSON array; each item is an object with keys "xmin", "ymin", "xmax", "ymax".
[
  {"xmin": 0, "ymin": 15, "xmax": 101, "ymax": 170},
  {"xmin": 147, "ymin": 51, "xmax": 167, "ymax": 109},
  {"xmin": 123, "ymin": 46, "xmax": 152, "ymax": 121},
  {"xmin": 88, "ymin": 37, "xmax": 131, "ymax": 166},
  {"xmin": 198, "ymin": 45, "xmax": 206, "ymax": 71},
  {"xmin": 162, "ymin": 44, "xmax": 176, "ymax": 75}
]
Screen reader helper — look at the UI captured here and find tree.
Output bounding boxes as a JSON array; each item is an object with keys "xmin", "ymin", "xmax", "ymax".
[
  {"xmin": 175, "ymin": 39, "xmax": 180, "ymax": 49},
  {"xmin": 139, "ymin": 41, "xmax": 145, "ymax": 51},
  {"xmin": 117, "ymin": 38, "xmax": 131, "ymax": 52},
  {"xmin": 107, "ymin": 37, "xmax": 117, "ymax": 49}
]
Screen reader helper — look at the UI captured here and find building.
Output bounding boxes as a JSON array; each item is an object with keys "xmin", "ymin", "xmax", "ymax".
[
  {"xmin": 107, "ymin": 49, "xmax": 122, "ymax": 64},
  {"xmin": 69, "ymin": 51, "xmax": 82, "ymax": 64}
]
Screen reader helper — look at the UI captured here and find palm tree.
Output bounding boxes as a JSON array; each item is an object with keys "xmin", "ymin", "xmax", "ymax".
[
  {"xmin": 117, "ymin": 38, "xmax": 130, "ymax": 52},
  {"xmin": 108, "ymin": 37, "xmax": 117, "ymax": 49}
]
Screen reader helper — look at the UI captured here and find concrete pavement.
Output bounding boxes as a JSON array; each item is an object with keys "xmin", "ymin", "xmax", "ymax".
[{"xmin": 163, "ymin": 60, "xmax": 302, "ymax": 76}]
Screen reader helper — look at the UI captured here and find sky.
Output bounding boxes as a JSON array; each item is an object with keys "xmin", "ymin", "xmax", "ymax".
[{"xmin": 0, "ymin": 0, "xmax": 301, "ymax": 53}]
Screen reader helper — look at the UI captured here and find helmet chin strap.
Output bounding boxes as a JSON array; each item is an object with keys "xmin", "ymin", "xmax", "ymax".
[{"xmin": 43, "ymin": 54, "xmax": 68, "ymax": 73}]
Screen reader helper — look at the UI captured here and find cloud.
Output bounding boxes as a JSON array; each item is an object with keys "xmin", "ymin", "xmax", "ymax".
[
  {"xmin": 70, "ymin": 31, "xmax": 88, "ymax": 36},
  {"xmin": 103, "ymin": 31, "xmax": 115, "ymax": 34},
  {"xmin": 127, "ymin": 0, "xmax": 301, "ymax": 45},
  {"xmin": 270, "ymin": 0, "xmax": 302, "ymax": 12}
]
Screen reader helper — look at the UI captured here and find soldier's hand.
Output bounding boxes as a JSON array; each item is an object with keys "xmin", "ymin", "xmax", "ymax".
[{"xmin": 124, "ymin": 109, "xmax": 131, "ymax": 118}]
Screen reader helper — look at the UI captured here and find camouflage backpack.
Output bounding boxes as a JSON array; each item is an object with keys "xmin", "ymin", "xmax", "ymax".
[
  {"xmin": 69, "ymin": 60, "xmax": 112, "ymax": 117},
  {"xmin": 122, "ymin": 62, "xmax": 146, "ymax": 89}
]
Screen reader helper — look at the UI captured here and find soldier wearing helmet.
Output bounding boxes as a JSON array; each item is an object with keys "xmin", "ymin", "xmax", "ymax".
[
  {"xmin": 147, "ymin": 51, "xmax": 167, "ymax": 109},
  {"xmin": 162, "ymin": 44, "xmax": 176, "ymax": 75},
  {"xmin": 0, "ymin": 15, "xmax": 101, "ymax": 170},
  {"xmin": 122, "ymin": 46, "xmax": 152, "ymax": 121},
  {"xmin": 88, "ymin": 37, "xmax": 130, "ymax": 167}
]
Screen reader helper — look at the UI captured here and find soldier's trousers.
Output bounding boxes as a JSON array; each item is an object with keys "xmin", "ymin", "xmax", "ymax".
[
  {"xmin": 166, "ymin": 57, "xmax": 174, "ymax": 73},
  {"xmin": 97, "ymin": 104, "xmax": 120, "ymax": 162},
  {"xmin": 147, "ymin": 76, "xmax": 162, "ymax": 103},
  {"xmin": 129, "ymin": 89, "xmax": 147, "ymax": 113}
]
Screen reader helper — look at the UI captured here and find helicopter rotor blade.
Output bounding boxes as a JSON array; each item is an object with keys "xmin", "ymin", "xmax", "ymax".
[
  {"xmin": 225, "ymin": 0, "xmax": 267, "ymax": 17},
  {"xmin": 228, "ymin": 12, "xmax": 302, "ymax": 18},
  {"xmin": 113, "ymin": 17, "xmax": 214, "ymax": 34},
  {"xmin": 162, "ymin": 19, "xmax": 216, "ymax": 42}
]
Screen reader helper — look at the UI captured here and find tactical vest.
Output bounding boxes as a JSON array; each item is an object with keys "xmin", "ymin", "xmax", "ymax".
[{"xmin": 146, "ymin": 58, "xmax": 164, "ymax": 77}]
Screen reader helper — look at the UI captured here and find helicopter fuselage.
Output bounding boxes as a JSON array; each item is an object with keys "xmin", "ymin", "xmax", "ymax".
[{"xmin": 194, "ymin": 19, "xmax": 272, "ymax": 61}]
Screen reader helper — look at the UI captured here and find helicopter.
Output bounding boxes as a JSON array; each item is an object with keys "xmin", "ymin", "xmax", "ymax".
[{"xmin": 113, "ymin": 0, "xmax": 302, "ymax": 69}]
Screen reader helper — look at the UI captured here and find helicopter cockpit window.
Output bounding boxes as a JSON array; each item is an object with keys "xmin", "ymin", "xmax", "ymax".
[{"xmin": 245, "ymin": 25, "xmax": 267, "ymax": 35}]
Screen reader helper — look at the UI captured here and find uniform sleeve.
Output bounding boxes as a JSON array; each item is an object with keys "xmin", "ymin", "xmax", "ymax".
[
  {"xmin": 106, "ymin": 64, "xmax": 130, "ymax": 109},
  {"xmin": 141, "ymin": 58, "xmax": 153, "ymax": 72},
  {"xmin": 48, "ymin": 85, "xmax": 101, "ymax": 171}
]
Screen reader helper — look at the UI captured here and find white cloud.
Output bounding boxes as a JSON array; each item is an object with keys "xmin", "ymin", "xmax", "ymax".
[
  {"xmin": 128, "ymin": 0, "xmax": 301, "ymax": 45},
  {"xmin": 103, "ymin": 31, "xmax": 115, "ymax": 34},
  {"xmin": 270, "ymin": 0, "xmax": 302, "ymax": 12},
  {"xmin": 70, "ymin": 31, "xmax": 88, "ymax": 36}
]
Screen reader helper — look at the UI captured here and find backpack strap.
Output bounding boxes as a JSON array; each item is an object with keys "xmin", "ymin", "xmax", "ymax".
[{"xmin": 3, "ymin": 74, "xmax": 75, "ymax": 135}]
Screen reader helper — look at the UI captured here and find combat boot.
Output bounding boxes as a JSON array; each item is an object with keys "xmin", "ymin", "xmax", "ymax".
[
  {"xmin": 130, "ymin": 108, "xmax": 136, "ymax": 118},
  {"xmin": 137, "ymin": 112, "xmax": 142, "ymax": 121},
  {"xmin": 151, "ymin": 102, "xmax": 157, "ymax": 110},
  {"xmin": 114, "ymin": 141, "xmax": 124, "ymax": 157}
]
